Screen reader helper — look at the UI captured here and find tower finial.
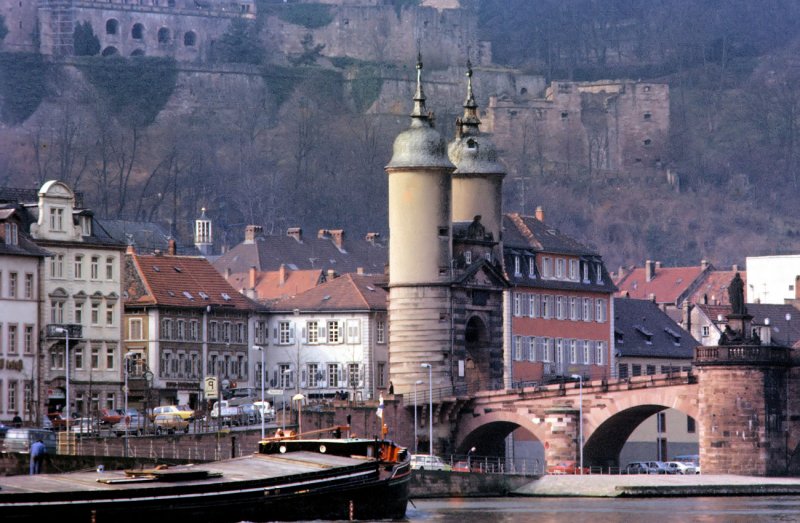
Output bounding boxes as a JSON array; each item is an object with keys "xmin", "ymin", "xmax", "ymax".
[
  {"xmin": 411, "ymin": 51, "xmax": 428, "ymax": 120},
  {"xmin": 459, "ymin": 58, "xmax": 480, "ymax": 131}
]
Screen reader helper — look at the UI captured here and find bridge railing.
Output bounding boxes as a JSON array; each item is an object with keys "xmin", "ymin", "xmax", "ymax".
[
  {"xmin": 446, "ymin": 454, "xmax": 542, "ymax": 476},
  {"xmin": 695, "ymin": 344, "xmax": 790, "ymax": 365}
]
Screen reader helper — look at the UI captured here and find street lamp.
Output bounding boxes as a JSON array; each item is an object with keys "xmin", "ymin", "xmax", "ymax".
[
  {"xmin": 281, "ymin": 369, "xmax": 291, "ymax": 431},
  {"xmin": 413, "ymin": 380, "xmax": 423, "ymax": 453},
  {"xmin": 253, "ymin": 346, "xmax": 266, "ymax": 439},
  {"xmin": 467, "ymin": 446, "xmax": 477, "ymax": 470},
  {"xmin": 786, "ymin": 313, "xmax": 792, "ymax": 346},
  {"xmin": 292, "ymin": 393, "xmax": 305, "ymax": 436},
  {"xmin": 123, "ymin": 352, "xmax": 135, "ymax": 458},
  {"xmin": 421, "ymin": 363, "xmax": 433, "ymax": 456},
  {"xmin": 53, "ymin": 326, "xmax": 71, "ymax": 442},
  {"xmin": 571, "ymin": 374, "xmax": 583, "ymax": 474}
]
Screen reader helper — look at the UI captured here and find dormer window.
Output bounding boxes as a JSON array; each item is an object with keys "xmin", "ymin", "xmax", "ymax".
[
  {"xmin": 80, "ymin": 216, "xmax": 92, "ymax": 236},
  {"xmin": 569, "ymin": 259, "xmax": 578, "ymax": 280},
  {"xmin": 528, "ymin": 256, "xmax": 536, "ymax": 278},
  {"xmin": 4, "ymin": 223, "xmax": 18, "ymax": 245},
  {"xmin": 596, "ymin": 262, "xmax": 603, "ymax": 284},
  {"xmin": 583, "ymin": 262, "xmax": 590, "ymax": 283},
  {"xmin": 465, "ymin": 251, "xmax": 472, "ymax": 265},
  {"xmin": 514, "ymin": 255, "xmax": 521, "ymax": 276},
  {"xmin": 49, "ymin": 207, "xmax": 64, "ymax": 231},
  {"xmin": 542, "ymin": 257, "xmax": 552, "ymax": 278}
]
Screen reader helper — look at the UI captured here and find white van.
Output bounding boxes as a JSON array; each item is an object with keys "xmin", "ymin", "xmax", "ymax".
[
  {"xmin": 410, "ymin": 454, "xmax": 451, "ymax": 471},
  {"xmin": 2, "ymin": 428, "xmax": 58, "ymax": 454}
]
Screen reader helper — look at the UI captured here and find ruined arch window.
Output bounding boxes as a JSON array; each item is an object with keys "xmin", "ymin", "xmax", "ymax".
[
  {"xmin": 158, "ymin": 27, "xmax": 170, "ymax": 43},
  {"xmin": 644, "ymin": 112, "xmax": 652, "ymax": 120},
  {"xmin": 106, "ymin": 19, "xmax": 118, "ymax": 35},
  {"xmin": 520, "ymin": 87, "xmax": 527, "ymax": 95},
  {"xmin": 561, "ymin": 111, "xmax": 568, "ymax": 120},
  {"xmin": 101, "ymin": 46, "xmax": 118, "ymax": 57},
  {"xmin": 131, "ymin": 49, "xmax": 145, "ymax": 56},
  {"xmin": 131, "ymin": 23, "xmax": 144, "ymax": 40},
  {"xmin": 184, "ymin": 31, "xmax": 196, "ymax": 47}
]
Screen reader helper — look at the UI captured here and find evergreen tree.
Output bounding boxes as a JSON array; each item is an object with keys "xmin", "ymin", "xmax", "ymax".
[{"xmin": 73, "ymin": 21, "xmax": 100, "ymax": 56}]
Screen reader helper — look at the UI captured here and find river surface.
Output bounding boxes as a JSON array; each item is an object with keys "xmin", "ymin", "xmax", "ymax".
[{"xmin": 404, "ymin": 496, "xmax": 800, "ymax": 522}]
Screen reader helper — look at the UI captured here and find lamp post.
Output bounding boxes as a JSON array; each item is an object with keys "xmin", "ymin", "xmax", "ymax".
[
  {"xmin": 413, "ymin": 379, "xmax": 423, "ymax": 453},
  {"xmin": 571, "ymin": 374, "xmax": 583, "ymax": 474},
  {"xmin": 467, "ymin": 446, "xmax": 476, "ymax": 470},
  {"xmin": 253, "ymin": 346, "xmax": 265, "ymax": 439},
  {"xmin": 281, "ymin": 369, "xmax": 291, "ymax": 431},
  {"xmin": 786, "ymin": 313, "xmax": 792, "ymax": 346},
  {"xmin": 292, "ymin": 393, "xmax": 305, "ymax": 435},
  {"xmin": 53, "ymin": 326, "xmax": 71, "ymax": 446},
  {"xmin": 421, "ymin": 363, "xmax": 433, "ymax": 455},
  {"xmin": 123, "ymin": 352, "xmax": 135, "ymax": 458}
]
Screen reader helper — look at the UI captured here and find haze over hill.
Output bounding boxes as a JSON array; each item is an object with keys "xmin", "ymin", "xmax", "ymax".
[{"xmin": 1, "ymin": 0, "xmax": 800, "ymax": 270}]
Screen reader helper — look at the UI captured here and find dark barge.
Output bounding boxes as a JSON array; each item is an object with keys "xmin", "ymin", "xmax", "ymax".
[{"xmin": 0, "ymin": 429, "xmax": 411, "ymax": 522}]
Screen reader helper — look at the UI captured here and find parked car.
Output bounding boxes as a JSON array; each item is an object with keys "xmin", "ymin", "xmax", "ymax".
[
  {"xmin": 99, "ymin": 408, "xmax": 125, "ymax": 426},
  {"xmin": 237, "ymin": 404, "xmax": 260, "ymax": 426},
  {"xmin": 625, "ymin": 461, "xmax": 669, "ymax": 474},
  {"xmin": 46, "ymin": 412, "xmax": 71, "ymax": 431},
  {"xmin": 70, "ymin": 418, "xmax": 100, "ymax": 437},
  {"xmin": 674, "ymin": 454, "xmax": 701, "ymax": 474},
  {"xmin": 410, "ymin": 454, "xmax": 452, "ymax": 471},
  {"xmin": 547, "ymin": 460, "xmax": 590, "ymax": 475},
  {"xmin": 253, "ymin": 401, "xmax": 275, "ymax": 422},
  {"xmin": 151, "ymin": 405, "xmax": 194, "ymax": 422},
  {"xmin": 112, "ymin": 411, "xmax": 146, "ymax": 437},
  {"xmin": 153, "ymin": 413, "xmax": 190, "ymax": 435},
  {"xmin": 664, "ymin": 461, "xmax": 696, "ymax": 474},
  {"xmin": 2, "ymin": 428, "xmax": 57, "ymax": 454}
]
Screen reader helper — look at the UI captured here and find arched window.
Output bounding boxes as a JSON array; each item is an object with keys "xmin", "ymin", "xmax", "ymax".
[
  {"xmin": 132, "ymin": 23, "xmax": 144, "ymax": 40},
  {"xmin": 106, "ymin": 19, "xmax": 118, "ymax": 35},
  {"xmin": 184, "ymin": 31, "xmax": 196, "ymax": 47},
  {"xmin": 101, "ymin": 46, "xmax": 118, "ymax": 57},
  {"xmin": 158, "ymin": 27, "xmax": 170, "ymax": 44},
  {"xmin": 131, "ymin": 49, "xmax": 145, "ymax": 56}
]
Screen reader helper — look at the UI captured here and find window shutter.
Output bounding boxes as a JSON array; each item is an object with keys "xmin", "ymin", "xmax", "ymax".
[
  {"xmin": 301, "ymin": 327, "xmax": 306, "ymax": 343},
  {"xmin": 320, "ymin": 325, "xmax": 327, "ymax": 340},
  {"xmin": 300, "ymin": 369, "xmax": 307, "ymax": 388},
  {"xmin": 272, "ymin": 326, "xmax": 278, "ymax": 343}
]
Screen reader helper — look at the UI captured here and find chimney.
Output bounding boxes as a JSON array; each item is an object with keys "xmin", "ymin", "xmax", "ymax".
[
  {"xmin": 329, "ymin": 229, "xmax": 344, "ymax": 250},
  {"xmin": 244, "ymin": 225, "xmax": 263, "ymax": 244},
  {"xmin": 617, "ymin": 266, "xmax": 626, "ymax": 279},
  {"xmin": 645, "ymin": 260, "xmax": 655, "ymax": 282},
  {"xmin": 732, "ymin": 264, "xmax": 739, "ymax": 272},
  {"xmin": 649, "ymin": 293, "xmax": 656, "ymax": 303},
  {"xmin": 655, "ymin": 261, "xmax": 662, "ymax": 269},
  {"xmin": 279, "ymin": 264, "xmax": 287, "ymax": 286},
  {"xmin": 535, "ymin": 206, "xmax": 545, "ymax": 222},
  {"xmin": 225, "ymin": 267, "xmax": 231, "ymax": 279},
  {"xmin": 249, "ymin": 266, "xmax": 256, "ymax": 289},
  {"xmin": 327, "ymin": 269, "xmax": 336, "ymax": 280},
  {"xmin": 287, "ymin": 227, "xmax": 302, "ymax": 242},
  {"xmin": 126, "ymin": 244, "xmax": 136, "ymax": 255},
  {"xmin": 168, "ymin": 238, "xmax": 176, "ymax": 256},
  {"xmin": 153, "ymin": 249, "xmax": 162, "ymax": 257},
  {"xmin": 701, "ymin": 259, "xmax": 709, "ymax": 270},
  {"xmin": 357, "ymin": 267, "xmax": 364, "ymax": 275}
]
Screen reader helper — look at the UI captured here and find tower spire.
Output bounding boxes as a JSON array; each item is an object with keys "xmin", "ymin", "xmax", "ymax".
[
  {"xmin": 460, "ymin": 59, "xmax": 480, "ymax": 130},
  {"xmin": 411, "ymin": 52, "xmax": 429, "ymax": 121}
]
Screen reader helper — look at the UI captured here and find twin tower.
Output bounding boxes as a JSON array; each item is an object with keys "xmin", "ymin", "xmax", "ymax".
[{"xmin": 386, "ymin": 58, "xmax": 509, "ymax": 396}]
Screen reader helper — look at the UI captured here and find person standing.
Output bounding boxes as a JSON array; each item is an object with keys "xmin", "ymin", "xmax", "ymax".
[{"xmin": 30, "ymin": 439, "xmax": 46, "ymax": 475}]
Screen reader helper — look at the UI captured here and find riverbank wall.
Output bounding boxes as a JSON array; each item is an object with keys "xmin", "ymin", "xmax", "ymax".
[{"xmin": 409, "ymin": 470, "xmax": 535, "ymax": 498}]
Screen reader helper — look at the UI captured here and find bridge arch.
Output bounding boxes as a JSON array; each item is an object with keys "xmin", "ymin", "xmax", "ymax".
[{"xmin": 454, "ymin": 409, "xmax": 548, "ymax": 457}]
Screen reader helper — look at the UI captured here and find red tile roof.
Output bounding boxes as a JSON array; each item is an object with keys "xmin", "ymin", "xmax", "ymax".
[
  {"xmin": 271, "ymin": 274, "xmax": 387, "ymax": 312},
  {"xmin": 226, "ymin": 268, "xmax": 324, "ymax": 303},
  {"xmin": 615, "ymin": 265, "xmax": 708, "ymax": 304},
  {"xmin": 128, "ymin": 253, "xmax": 255, "ymax": 310},
  {"xmin": 687, "ymin": 270, "xmax": 747, "ymax": 306}
]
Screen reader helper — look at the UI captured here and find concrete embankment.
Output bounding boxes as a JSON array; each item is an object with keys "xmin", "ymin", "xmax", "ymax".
[
  {"xmin": 512, "ymin": 474, "xmax": 800, "ymax": 497},
  {"xmin": 409, "ymin": 470, "xmax": 535, "ymax": 498}
]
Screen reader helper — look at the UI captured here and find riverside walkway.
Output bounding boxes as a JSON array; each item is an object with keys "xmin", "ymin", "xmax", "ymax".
[{"xmin": 515, "ymin": 474, "xmax": 800, "ymax": 497}]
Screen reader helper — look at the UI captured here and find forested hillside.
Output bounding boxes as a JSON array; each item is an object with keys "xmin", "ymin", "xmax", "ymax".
[{"xmin": 2, "ymin": 1, "xmax": 800, "ymax": 270}]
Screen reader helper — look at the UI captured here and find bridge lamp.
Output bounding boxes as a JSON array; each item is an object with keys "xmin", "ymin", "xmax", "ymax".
[
  {"xmin": 421, "ymin": 363, "xmax": 433, "ymax": 455},
  {"xmin": 52, "ymin": 326, "xmax": 71, "ymax": 445},
  {"xmin": 253, "ymin": 345, "xmax": 265, "ymax": 439},
  {"xmin": 413, "ymin": 380, "xmax": 423, "ymax": 454},
  {"xmin": 786, "ymin": 313, "xmax": 792, "ymax": 346},
  {"xmin": 570, "ymin": 374, "xmax": 584, "ymax": 475}
]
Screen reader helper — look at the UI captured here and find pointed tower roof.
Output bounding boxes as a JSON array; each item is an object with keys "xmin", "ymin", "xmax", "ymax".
[
  {"xmin": 386, "ymin": 54, "xmax": 453, "ymax": 170},
  {"xmin": 447, "ymin": 61, "xmax": 504, "ymax": 175}
]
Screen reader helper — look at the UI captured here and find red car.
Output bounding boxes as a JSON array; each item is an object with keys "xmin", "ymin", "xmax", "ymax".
[
  {"xmin": 100, "ymin": 408, "xmax": 125, "ymax": 425},
  {"xmin": 546, "ymin": 461, "xmax": 589, "ymax": 475}
]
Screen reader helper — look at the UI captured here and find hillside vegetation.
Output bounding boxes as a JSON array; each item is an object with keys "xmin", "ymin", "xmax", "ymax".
[{"xmin": 3, "ymin": 1, "xmax": 800, "ymax": 270}]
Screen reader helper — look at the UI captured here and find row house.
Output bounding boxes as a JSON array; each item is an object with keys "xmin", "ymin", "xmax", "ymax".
[
  {"xmin": 262, "ymin": 274, "xmax": 389, "ymax": 407},
  {"xmin": 124, "ymin": 245, "xmax": 262, "ymax": 410},
  {"xmin": 503, "ymin": 210, "xmax": 616, "ymax": 384},
  {"xmin": 0, "ymin": 207, "xmax": 49, "ymax": 424},
  {"xmin": 26, "ymin": 181, "xmax": 126, "ymax": 419}
]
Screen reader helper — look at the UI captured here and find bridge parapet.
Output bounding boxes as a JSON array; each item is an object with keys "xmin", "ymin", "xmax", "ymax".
[{"xmin": 695, "ymin": 345, "xmax": 790, "ymax": 366}]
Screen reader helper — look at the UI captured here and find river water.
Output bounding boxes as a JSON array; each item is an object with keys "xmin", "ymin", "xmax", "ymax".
[{"xmin": 405, "ymin": 496, "xmax": 800, "ymax": 522}]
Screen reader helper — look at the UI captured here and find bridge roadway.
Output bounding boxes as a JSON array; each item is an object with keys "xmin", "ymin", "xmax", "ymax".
[{"xmin": 444, "ymin": 372, "xmax": 698, "ymax": 468}]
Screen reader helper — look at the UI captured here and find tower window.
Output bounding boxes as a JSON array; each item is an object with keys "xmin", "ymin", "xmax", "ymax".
[
  {"xmin": 106, "ymin": 19, "xmax": 119, "ymax": 35},
  {"xmin": 131, "ymin": 23, "xmax": 144, "ymax": 40}
]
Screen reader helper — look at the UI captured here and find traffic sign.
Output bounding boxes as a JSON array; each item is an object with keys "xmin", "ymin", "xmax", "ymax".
[
  {"xmin": 205, "ymin": 376, "xmax": 218, "ymax": 399},
  {"xmin": 267, "ymin": 389, "xmax": 283, "ymax": 396}
]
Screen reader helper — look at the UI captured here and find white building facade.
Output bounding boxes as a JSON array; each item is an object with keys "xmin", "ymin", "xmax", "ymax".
[
  {"xmin": 746, "ymin": 255, "xmax": 800, "ymax": 305},
  {"xmin": 29, "ymin": 181, "xmax": 126, "ymax": 417}
]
